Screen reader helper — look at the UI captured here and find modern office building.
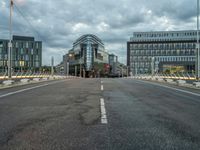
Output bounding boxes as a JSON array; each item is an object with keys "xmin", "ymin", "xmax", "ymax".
[
  {"xmin": 63, "ymin": 34, "xmax": 110, "ymax": 77},
  {"xmin": 127, "ymin": 30, "xmax": 198, "ymax": 75},
  {"xmin": 109, "ymin": 54, "xmax": 118, "ymax": 75},
  {"xmin": 0, "ymin": 35, "xmax": 42, "ymax": 72}
]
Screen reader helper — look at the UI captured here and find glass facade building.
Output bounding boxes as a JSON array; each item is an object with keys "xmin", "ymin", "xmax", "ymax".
[
  {"xmin": 109, "ymin": 54, "xmax": 118, "ymax": 74},
  {"xmin": 64, "ymin": 34, "xmax": 109, "ymax": 77},
  {"xmin": 0, "ymin": 35, "xmax": 42, "ymax": 72},
  {"xmin": 73, "ymin": 34, "xmax": 108, "ymax": 70},
  {"xmin": 127, "ymin": 30, "xmax": 198, "ymax": 75}
]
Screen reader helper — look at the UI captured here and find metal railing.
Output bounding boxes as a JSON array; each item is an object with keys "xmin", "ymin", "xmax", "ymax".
[
  {"xmin": 129, "ymin": 72, "xmax": 198, "ymax": 81},
  {"xmin": 0, "ymin": 70, "xmax": 51, "ymax": 80},
  {"xmin": 0, "ymin": 70, "xmax": 81, "ymax": 80}
]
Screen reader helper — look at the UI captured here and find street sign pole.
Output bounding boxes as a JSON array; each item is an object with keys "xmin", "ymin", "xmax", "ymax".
[
  {"xmin": 197, "ymin": 0, "xmax": 200, "ymax": 80},
  {"xmin": 8, "ymin": 0, "xmax": 13, "ymax": 78},
  {"xmin": 51, "ymin": 56, "xmax": 54, "ymax": 77}
]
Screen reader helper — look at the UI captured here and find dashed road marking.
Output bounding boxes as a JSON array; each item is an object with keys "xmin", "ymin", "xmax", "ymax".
[
  {"xmin": 101, "ymin": 85, "xmax": 104, "ymax": 91},
  {"xmin": 100, "ymin": 98, "xmax": 108, "ymax": 124}
]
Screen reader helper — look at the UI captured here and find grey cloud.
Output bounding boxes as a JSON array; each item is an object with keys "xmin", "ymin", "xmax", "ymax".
[{"xmin": 0, "ymin": 0, "xmax": 197, "ymax": 65}]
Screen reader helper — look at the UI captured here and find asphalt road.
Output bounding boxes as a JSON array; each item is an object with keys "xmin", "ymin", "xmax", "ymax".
[{"xmin": 0, "ymin": 78, "xmax": 200, "ymax": 150}]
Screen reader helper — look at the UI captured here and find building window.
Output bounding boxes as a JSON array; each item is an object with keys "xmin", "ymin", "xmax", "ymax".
[
  {"xmin": 20, "ymin": 48, "xmax": 24, "ymax": 54},
  {"xmin": 0, "ymin": 42, "xmax": 3, "ymax": 48},
  {"xmin": 26, "ymin": 42, "xmax": 28, "ymax": 48}
]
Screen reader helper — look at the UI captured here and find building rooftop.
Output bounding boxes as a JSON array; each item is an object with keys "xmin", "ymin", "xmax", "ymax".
[
  {"xmin": 130, "ymin": 30, "xmax": 198, "ymax": 42},
  {"xmin": 73, "ymin": 34, "xmax": 104, "ymax": 47},
  {"xmin": 13, "ymin": 35, "xmax": 35, "ymax": 41}
]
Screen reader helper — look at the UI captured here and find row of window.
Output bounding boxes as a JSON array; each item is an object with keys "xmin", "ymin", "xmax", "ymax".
[
  {"xmin": 0, "ymin": 41, "xmax": 41, "ymax": 49},
  {"xmin": 0, "ymin": 54, "xmax": 40, "ymax": 61},
  {"xmin": 129, "ymin": 43, "xmax": 196, "ymax": 50},
  {"xmin": 130, "ymin": 56, "xmax": 195, "ymax": 62},
  {"xmin": 130, "ymin": 62, "xmax": 151, "ymax": 68},
  {"xmin": 130, "ymin": 49, "xmax": 195, "ymax": 56},
  {"xmin": 133, "ymin": 31, "xmax": 198, "ymax": 38},
  {"xmin": 13, "ymin": 42, "xmax": 41, "ymax": 49},
  {"xmin": 0, "ymin": 48, "xmax": 40, "ymax": 55},
  {"xmin": 0, "ymin": 60, "xmax": 40, "ymax": 67},
  {"xmin": 131, "ymin": 38, "xmax": 197, "ymax": 42},
  {"xmin": 155, "ymin": 57, "xmax": 196, "ymax": 62}
]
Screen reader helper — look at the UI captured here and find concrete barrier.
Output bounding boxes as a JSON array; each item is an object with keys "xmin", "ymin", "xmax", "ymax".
[
  {"xmin": 147, "ymin": 76, "xmax": 152, "ymax": 80},
  {"xmin": 166, "ymin": 79, "xmax": 174, "ymax": 83},
  {"xmin": 33, "ymin": 78, "xmax": 40, "ymax": 82},
  {"xmin": 176, "ymin": 80, "xmax": 186, "ymax": 85},
  {"xmin": 2, "ymin": 80, "xmax": 14, "ymax": 86},
  {"xmin": 20, "ymin": 79, "xmax": 30, "ymax": 83},
  {"xmin": 151, "ymin": 77, "xmax": 156, "ymax": 80},
  {"xmin": 193, "ymin": 82, "xmax": 200, "ymax": 88},
  {"xmin": 157, "ymin": 78, "xmax": 164, "ymax": 82},
  {"xmin": 42, "ymin": 77, "xmax": 49, "ymax": 81}
]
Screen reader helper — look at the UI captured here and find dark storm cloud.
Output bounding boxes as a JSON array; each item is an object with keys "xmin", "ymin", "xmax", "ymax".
[{"xmin": 0, "ymin": 0, "xmax": 197, "ymax": 65}]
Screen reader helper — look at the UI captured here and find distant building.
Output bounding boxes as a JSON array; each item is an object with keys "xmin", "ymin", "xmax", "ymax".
[
  {"xmin": 55, "ymin": 62, "xmax": 64, "ymax": 75},
  {"xmin": 63, "ymin": 34, "xmax": 110, "ymax": 77},
  {"xmin": 109, "ymin": 54, "xmax": 118, "ymax": 75},
  {"xmin": 127, "ymin": 30, "xmax": 198, "ymax": 75},
  {"xmin": 0, "ymin": 35, "xmax": 42, "ymax": 72}
]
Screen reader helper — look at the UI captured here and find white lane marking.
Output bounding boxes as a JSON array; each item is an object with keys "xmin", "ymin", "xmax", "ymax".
[
  {"xmin": 0, "ymin": 80, "xmax": 69, "ymax": 98},
  {"xmin": 135, "ymin": 80, "xmax": 200, "ymax": 97},
  {"xmin": 101, "ymin": 85, "xmax": 104, "ymax": 91},
  {"xmin": 101, "ymin": 81, "xmax": 103, "ymax": 84},
  {"xmin": 100, "ymin": 98, "xmax": 108, "ymax": 124}
]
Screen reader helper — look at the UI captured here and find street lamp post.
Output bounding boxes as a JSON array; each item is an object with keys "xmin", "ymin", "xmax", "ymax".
[
  {"xmin": 135, "ymin": 64, "xmax": 138, "ymax": 76},
  {"xmin": 126, "ymin": 66, "xmax": 129, "ymax": 77},
  {"xmin": 197, "ymin": 0, "xmax": 200, "ymax": 80},
  {"xmin": 8, "ymin": 0, "xmax": 13, "ymax": 78},
  {"xmin": 83, "ymin": 69, "xmax": 85, "ymax": 78},
  {"xmin": 75, "ymin": 66, "xmax": 77, "ymax": 76},
  {"xmin": 66, "ymin": 53, "xmax": 73, "ymax": 77},
  {"xmin": 51, "ymin": 56, "xmax": 54, "ymax": 77},
  {"xmin": 79, "ymin": 57, "xmax": 82, "ymax": 77},
  {"xmin": 79, "ymin": 63, "xmax": 82, "ymax": 77},
  {"xmin": 151, "ymin": 57, "xmax": 155, "ymax": 76},
  {"xmin": 121, "ymin": 67, "xmax": 123, "ymax": 78},
  {"xmin": 66, "ymin": 62, "xmax": 69, "ymax": 77}
]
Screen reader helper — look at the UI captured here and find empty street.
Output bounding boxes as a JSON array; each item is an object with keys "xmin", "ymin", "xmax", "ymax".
[{"xmin": 0, "ymin": 78, "xmax": 200, "ymax": 150}]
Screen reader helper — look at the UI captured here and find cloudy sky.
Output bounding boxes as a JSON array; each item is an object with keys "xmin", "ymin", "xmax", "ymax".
[{"xmin": 0, "ymin": 0, "xmax": 197, "ymax": 65}]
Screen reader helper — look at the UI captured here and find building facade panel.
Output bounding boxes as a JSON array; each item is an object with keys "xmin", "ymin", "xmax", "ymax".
[
  {"xmin": 63, "ymin": 34, "xmax": 110, "ymax": 77},
  {"xmin": 0, "ymin": 35, "xmax": 42, "ymax": 72},
  {"xmin": 127, "ymin": 30, "xmax": 198, "ymax": 75}
]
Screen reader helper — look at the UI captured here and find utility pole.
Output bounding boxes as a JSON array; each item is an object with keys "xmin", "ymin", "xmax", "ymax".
[
  {"xmin": 79, "ymin": 63, "xmax": 81, "ymax": 77},
  {"xmin": 83, "ymin": 69, "xmax": 85, "ymax": 78},
  {"xmin": 79, "ymin": 53, "xmax": 81, "ymax": 77},
  {"xmin": 151, "ymin": 57, "xmax": 155, "ymax": 76},
  {"xmin": 75, "ymin": 66, "xmax": 77, "ymax": 76},
  {"xmin": 197, "ymin": 0, "xmax": 200, "ymax": 80},
  {"xmin": 121, "ymin": 67, "xmax": 123, "ymax": 78},
  {"xmin": 51, "ymin": 56, "xmax": 54, "ymax": 77},
  {"xmin": 67, "ymin": 62, "xmax": 69, "ymax": 77},
  {"xmin": 135, "ymin": 64, "xmax": 138, "ymax": 76},
  {"xmin": 126, "ymin": 66, "xmax": 129, "ymax": 77},
  {"xmin": 8, "ymin": 0, "xmax": 13, "ymax": 78}
]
